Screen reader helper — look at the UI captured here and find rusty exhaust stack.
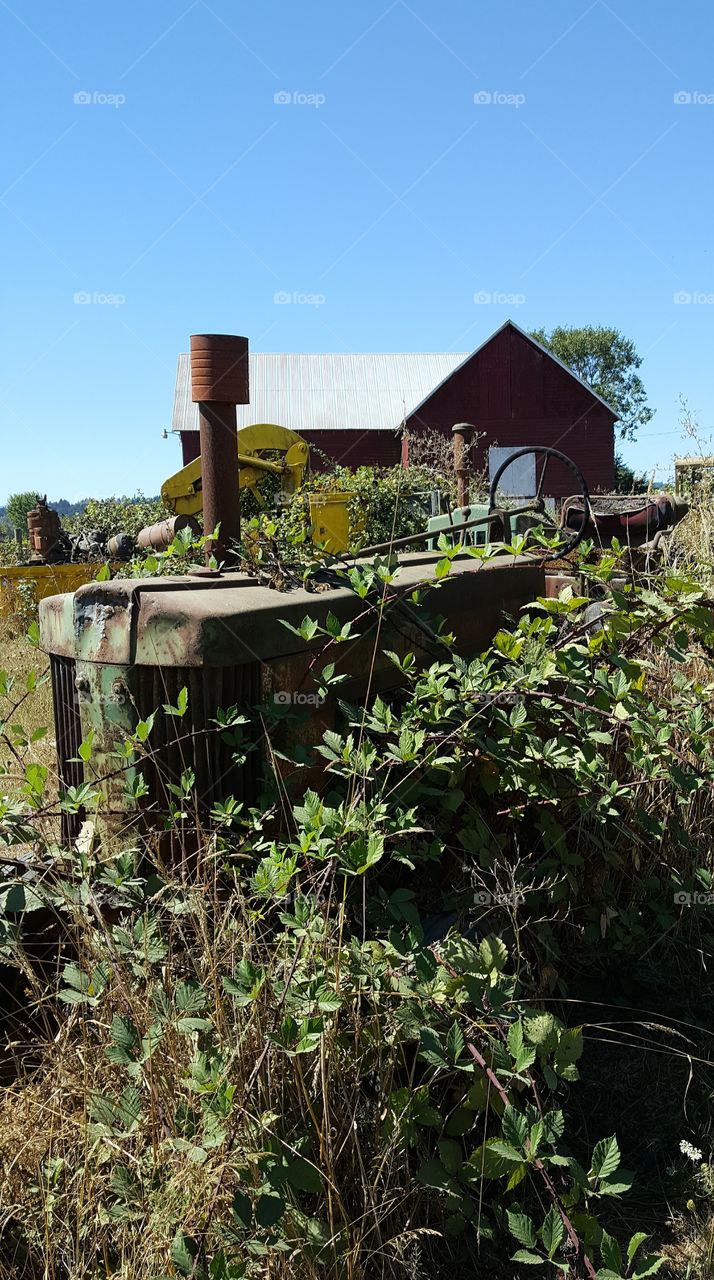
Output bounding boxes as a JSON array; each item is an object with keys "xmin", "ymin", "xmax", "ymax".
[
  {"xmin": 190, "ymin": 333, "xmax": 249, "ymax": 565},
  {"xmin": 452, "ymin": 423, "xmax": 475, "ymax": 509}
]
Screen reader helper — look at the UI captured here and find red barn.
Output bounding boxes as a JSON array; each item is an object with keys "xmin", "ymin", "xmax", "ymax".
[{"xmin": 171, "ymin": 321, "xmax": 616, "ymax": 496}]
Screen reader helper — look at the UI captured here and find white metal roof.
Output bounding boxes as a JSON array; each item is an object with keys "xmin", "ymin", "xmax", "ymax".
[{"xmin": 171, "ymin": 351, "xmax": 469, "ymax": 434}]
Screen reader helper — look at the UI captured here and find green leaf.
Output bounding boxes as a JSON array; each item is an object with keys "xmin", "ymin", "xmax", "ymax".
[
  {"xmin": 541, "ymin": 1205, "xmax": 565, "ymax": 1259},
  {"xmin": 419, "ymin": 1027, "xmax": 446, "ymax": 1069},
  {"xmin": 600, "ymin": 1230, "xmax": 622, "ymax": 1276},
  {"xmin": 285, "ymin": 1158, "xmax": 322, "ymax": 1193},
  {"xmin": 511, "ymin": 1250, "xmax": 545, "ymax": 1265},
  {"xmin": 479, "ymin": 934, "xmax": 508, "ymax": 974},
  {"xmin": 254, "ymin": 1192, "xmax": 285, "ymax": 1228},
  {"xmin": 507, "ymin": 1210, "xmax": 537, "ymax": 1249},
  {"xmin": 627, "ymin": 1233, "xmax": 650, "ymax": 1266},
  {"xmin": 175, "ymin": 980, "xmax": 208, "ymax": 1014},
  {"xmin": 632, "ymin": 1255, "xmax": 665, "ymax": 1278},
  {"xmin": 502, "ymin": 1106, "xmax": 528, "ymax": 1151},
  {"xmin": 524, "ymin": 1013, "xmax": 557, "ymax": 1048},
  {"xmin": 171, "ymin": 1232, "xmax": 199, "ymax": 1276},
  {"xmin": 231, "ymin": 1189, "xmax": 252, "ymax": 1228},
  {"xmin": 416, "ymin": 1158, "xmax": 452, "ymax": 1190},
  {"xmin": 542, "ymin": 1109, "xmax": 565, "ymax": 1143},
  {"xmin": 445, "ymin": 1021, "xmax": 465, "ymax": 1064},
  {"xmin": 488, "ymin": 1140, "xmax": 524, "ymax": 1163},
  {"xmin": 590, "ymin": 1135, "xmax": 620, "ymax": 1181}
]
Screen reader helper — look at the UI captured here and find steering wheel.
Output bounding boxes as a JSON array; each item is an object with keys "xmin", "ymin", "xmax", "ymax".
[{"xmin": 488, "ymin": 446, "xmax": 590, "ymax": 561}]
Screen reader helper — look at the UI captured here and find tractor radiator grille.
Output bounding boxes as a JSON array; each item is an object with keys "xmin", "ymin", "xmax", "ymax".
[
  {"xmin": 50, "ymin": 655, "xmax": 83, "ymax": 845},
  {"xmin": 134, "ymin": 664, "xmax": 262, "ymax": 817},
  {"xmin": 50, "ymin": 659, "xmax": 263, "ymax": 843}
]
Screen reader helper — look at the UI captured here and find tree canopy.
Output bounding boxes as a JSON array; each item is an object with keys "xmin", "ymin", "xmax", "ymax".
[
  {"xmin": 531, "ymin": 325, "xmax": 654, "ymax": 443},
  {"xmin": 5, "ymin": 491, "xmax": 40, "ymax": 533}
]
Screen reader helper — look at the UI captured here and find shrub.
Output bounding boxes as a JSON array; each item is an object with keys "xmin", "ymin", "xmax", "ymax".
[{"xmin": 2, "ymin": 544, "xmax": 714, "ymax": 1276}]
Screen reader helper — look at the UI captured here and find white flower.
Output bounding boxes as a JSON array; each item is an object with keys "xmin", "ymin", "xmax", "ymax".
[{"xmin": 680, "ymin": 1139, "xmax": 703, "ymax": 1163}]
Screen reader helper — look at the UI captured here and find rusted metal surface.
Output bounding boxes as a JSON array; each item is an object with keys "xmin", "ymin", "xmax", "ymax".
[
  {"xmin": 27, "ymin": 498, "xmax": 63, "ymax": 563},
  {"xmin": 190, "ymin": 334, "xmax": 249, "ymax": 566},
  {"xmin": 488, "ymin": 446, "xmax": 591, "ymax": 561},
  {"xmin": 42, "ymin": 552, "xmax": 546, "ymax": 836},
  {"xmin": 49, "ymin": 655, "xmax": 84, "ymax": 843},
  {"xmin": 40, "ymin": 554, "xmax": 545, "ymax": 669},
  {"xmin": 189, "ymin": 333, "xmax": 249, "ymax": 404},
  {"xmin": 561, "ymin": 493, "xmax": 688, "ymax": 545},
  {"xmin": 452, "ymin": 422, "xmax": 475, "ymax": 507},
  {"xmin": 136, "ymin": 515, "xmax": 200, "ymax": 552}
]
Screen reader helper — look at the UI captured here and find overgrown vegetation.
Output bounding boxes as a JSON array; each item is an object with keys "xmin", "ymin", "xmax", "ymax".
[{"xmin": 1, "ymin": 510, "xmax": 714, "ymax": 1277}]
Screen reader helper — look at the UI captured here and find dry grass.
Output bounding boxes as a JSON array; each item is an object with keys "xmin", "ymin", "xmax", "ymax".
[{"xmin": 0, "ymin": 621, "xmax": 55, "ymax": 789}]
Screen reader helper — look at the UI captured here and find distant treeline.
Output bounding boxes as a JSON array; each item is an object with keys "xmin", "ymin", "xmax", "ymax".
[{"xmin": 0, "ymin": 495, "xmax": 160, "ymax": 520}]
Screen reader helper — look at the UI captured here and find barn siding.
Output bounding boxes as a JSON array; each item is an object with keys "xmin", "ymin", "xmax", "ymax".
[
  {"xmin": 404, "ymin": 326, "xmax": 616, "ymax": 496},
  {"xmin": 178, "ymin": 427, "xmax": 400, "ymax": 471}
]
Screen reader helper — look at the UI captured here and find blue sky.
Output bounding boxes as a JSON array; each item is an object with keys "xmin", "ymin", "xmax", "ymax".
[{"xmin": 1, "ymin": 0, "xmax": 712, "ymax": 498}]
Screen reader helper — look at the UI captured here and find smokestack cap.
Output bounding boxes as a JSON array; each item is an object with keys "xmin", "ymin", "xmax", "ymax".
[
  {"xmin": 452, "ymin": 422, "xmax": 476, "ymax": 440},
  {"xmin": 190, "ymin": 333, "xmax": 249, "ymax": 404}
]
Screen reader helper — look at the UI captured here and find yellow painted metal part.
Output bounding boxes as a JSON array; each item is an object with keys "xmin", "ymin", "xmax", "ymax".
[
  {"xmin": 162, "ymin": 424, "xmax": 310, "ymax": 517},
  {"xmin": 308, "ymin": 492, "xmax": 354, "ymax": 553},
  {"xmin": 0, "ymin": 562, "xmax": 120, "ymax": 617}
]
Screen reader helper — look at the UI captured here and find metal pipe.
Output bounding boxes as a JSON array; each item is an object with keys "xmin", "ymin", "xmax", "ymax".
[
  {"xmin": 452, "ymin": 423, "xmax": 475, "ymax": 508},
  {"xmin": 190, "ymin": 333, "xmax": 249, "ymax": 565},
  {"xmin": 136, "ymin": 515, "xmax": 201, "ymax": 553}
]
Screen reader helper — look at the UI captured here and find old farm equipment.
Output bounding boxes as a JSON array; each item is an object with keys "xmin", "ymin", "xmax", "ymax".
[
  {"xmin": 0, "ymin": 496, "xmax": 199, "ymax": 619},
  {"xmin": 38, "ymin": 334, "xmax": 689, "ymax": 847},
  {"xmin": 39, "ymin": 334, "xmax": 560, "ymax": 844},
  {"xmin": 426, "ymin": 428, "xmax": 688, "ymax": 564},
  {"xmin": 161, "ymin": 416, "xmax": 353, "ymax": 554}
]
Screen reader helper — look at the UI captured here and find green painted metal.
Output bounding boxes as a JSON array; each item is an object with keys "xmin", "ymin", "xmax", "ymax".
[{"xmin": 427, "ymin": 504, "xmax": 492, "ymax": 550}]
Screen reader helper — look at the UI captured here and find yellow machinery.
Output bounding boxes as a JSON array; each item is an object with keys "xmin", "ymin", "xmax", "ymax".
[
  {"xmin": 161, "ymin": 423, "xmax": 353, "ymax": 554},
  {"xmin": 162, "ymin": 424, "xmax": 310, "ymax": 517},
  {"xmin": 0, "ymin": 562, "xmax": 113, "ymax": 618}
]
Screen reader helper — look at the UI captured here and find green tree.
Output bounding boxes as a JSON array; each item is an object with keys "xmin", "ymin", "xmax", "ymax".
[
  {"xmin": 614, "ymin": 451, "xmax": 649, "ymax": 493},
  {"xmin": 531, "ymin": 325, "xmax": 654, "ymax": 442},
  {"xmin": 6, "ymin": 491, "xmax": 40, "ymax": 535}
]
